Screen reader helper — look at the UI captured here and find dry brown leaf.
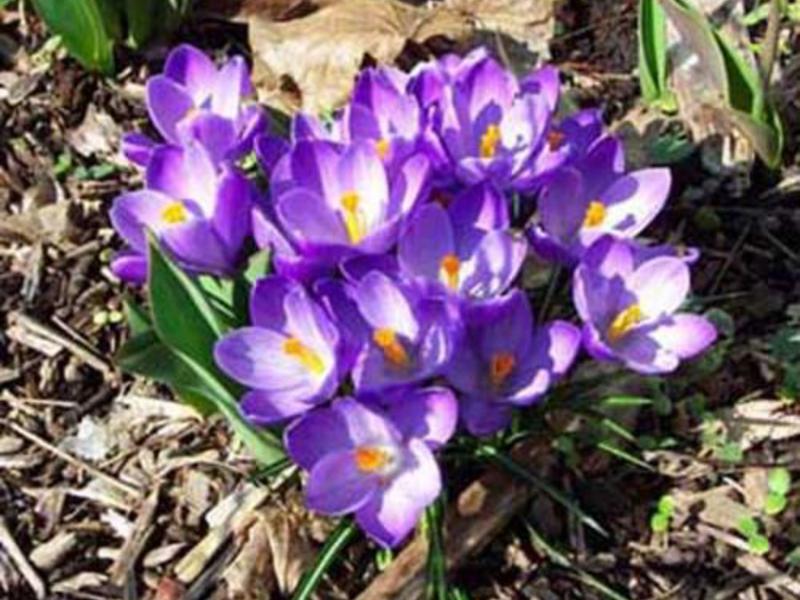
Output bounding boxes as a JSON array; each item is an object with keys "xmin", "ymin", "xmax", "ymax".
[
  {"xmin": 723, "ymin": 399, "xmax": 800, "ymax": 451},
  {"xmin": 222, "ymin": 515, "xmax": 275, "ymax": 599},
  {"xmin": 249, "ymin": 0, "xmax": 553, "ymax": 114},
  {"xmin": 263, "ymin": 508, "xmax": 316, "ymax": 595}
]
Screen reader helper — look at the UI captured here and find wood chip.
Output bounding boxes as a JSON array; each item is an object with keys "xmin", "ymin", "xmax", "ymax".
[
  {"xmin": 109, "ymin": 486, "xmax": 160, "ymax": 585},
  {"xmin": 0, "ymin": 517, "xmax": 46, "ymax": 599},
  {"xmin": 30, "ymin": 531, "xmax": 79, "ymax": 571},
  {"xmin": 143, "ymin": 543, "xmax": 187, "ymax": 569}
]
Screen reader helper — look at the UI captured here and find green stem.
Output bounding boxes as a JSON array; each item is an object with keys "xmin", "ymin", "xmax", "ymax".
[
  {"xmin": 425, "ymin": 498, "xmax": 448, "ymax": 600},
  {"xmin": 292, "ymin": 519, "xmax": 359, "ymax": 600}
]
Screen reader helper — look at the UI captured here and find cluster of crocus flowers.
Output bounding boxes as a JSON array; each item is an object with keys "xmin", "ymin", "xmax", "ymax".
[{"xmin": 112, "ymin": 45, "xmax": 717, "ymax": 547}]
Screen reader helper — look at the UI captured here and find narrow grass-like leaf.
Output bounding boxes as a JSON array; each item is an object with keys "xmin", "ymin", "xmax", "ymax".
[
  {"xmin": 476, "ymin": 446, "xmax": 608, "ymax": 537},
  {"xmin": 597, "ymin": 442, "xmax": 655, "ymax": 471},
  {"xmin": 600, "ymin": 418, "xmax": 638, "ymax": 445},
  {"xmin": 525, "ymin": 521, "xmax": 629, "ymax": 600},
  {"xmin": 292, "ymin": 519, "xmax": 358, "ymax": 600},
  {"xmin": 601, "ymin": 396, "xmax": 653, "ymax": 408},
  {"xmin": 425, "ymin": 497, "xmax": 448, "ymax": 600}
]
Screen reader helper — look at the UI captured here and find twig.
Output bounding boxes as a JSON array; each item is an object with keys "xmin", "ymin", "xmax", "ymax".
[
  {"xmin": 110, "ymin": 486, "xmax": 160, "ymax": 586},
  {"xmin": 759, "ymin": 0, "xmax": 782, "ymax": 88},
  {"xmin": 0, "ymin": 419, "xmax": 141, "ymax": 499},
  {"xmin": 0, "ymin": 517, "xmax": 46, "ymax": 599},
  {"xmin": 707, "ymin": 220, "xmax": 752, "ymax": 295}
]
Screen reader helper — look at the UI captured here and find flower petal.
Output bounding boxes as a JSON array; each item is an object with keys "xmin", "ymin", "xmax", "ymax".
[
  {"xmin": 459, "ymin": 394, "xmax": 513, "ymax": 437},
  {"xmin": 163, "ymin": 44, "xmax": 217, "ymax": 103},
  {"xmin": 601, "ymin": 168, "xmax": 670, "ymax": 237},
  {"xmin": 355, "ymin": 271, "xmax": 419, "ymax": 339},
  {"xmin": 647, "ymin": 314, "xmax": 717, "ymax": 359},
  {"xmin": 284, "ymin": 405, "xmax": 353, "ymax": 470},
  {"xmin": 240, "ymin": 390, "xmax": 314, "ymax": 425},
  {"xmin": 307, "ymin": 450, "xmax": 379, "ymax": 515},
  {"xmin": 384, "ymin": 387, "xmax": 458, "ymax": 448},
  {"xmin": 398, "ymin": 204, "xmax": 455, "ymax": 284},
  {"xmin": 146, "ymin": 75, "xmax": 194, "ymax": 144},
  {"xmin": 629, "ymin": 256, "xmax": 690, "ymax": 317}
]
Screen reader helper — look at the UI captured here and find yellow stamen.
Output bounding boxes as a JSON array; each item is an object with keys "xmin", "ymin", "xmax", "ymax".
[
  {"xmin": 583, "ymin": 200, "xmax": 606, "ymax": 228},
  {"xmin": 375, "ymin": 138, "xmax": 390, "ymax": 160},
  {"xmin": 440, "ymin": 253, "xmax": 460, "ymax": 290},
  {"xmin": 489, "ymin": 352, "xmax": 516, "ymax": 387},
  {"xmin": 340, "ymin": 190, "xmax": 366, "ymax": 244},
  {"xmin": 354, "ymin": 446, "xmax": 391, "ymax": 473},
  {"xmin": 282, "ymin": 337, "xmax": 325, "ymax": 375},
  {"xmin": 373, "ymin": 328, "xmax": 410, "ymax": 368},
  {"xmin": 479, "ymin": 124, "xmax": 502, "ymax": 159},
  {"xmin": 547, "ymin": 130, "xmax": 566, "ymax": 151},
  {"xmin": 607, "ymin": 304, "xmax": 644, "ymax": 342},
  {"xmin": 161, "ymin": 201, "xmax": 188, "ymax": 225}
]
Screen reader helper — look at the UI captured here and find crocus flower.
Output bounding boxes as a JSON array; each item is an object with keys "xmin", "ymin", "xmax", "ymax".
[
  {"xmin": 351, "ymin": 271, "xmax": 455, "ymax": 392},
  {"xmin": 435, "ymin": 53, "xmax": 552, "ymax": 189},
  {"xmin": 573, "ymin": 236, "xmax": 717, "ymax": 374},
  {"xmin": 445, "ymin": 291, "xmax": 580, "ymax": 436},
  {"xmin": 145, "ymin": 44, "xmax": 266, "ymax": 163},
  {"xmin": 268, "ymin": 140, "xmax": 430, "ymax": 268},
  {"xmin": 398, "ymin": 183, "xmax": 527, "ymax": 301},
  {"xmin": 214, "ymin": 276, "xmax": 341, "ymax": 423},
  {"xmin": 110, "ymin": 143, "xmax": 253, "ymax": 282},
  {"xmin": 528, "ymin": 138, "xmax": 670, "ymax": 265},
  {"xmin": 285, "ymin": 394, "xmax": 455, "ymax": 547}
]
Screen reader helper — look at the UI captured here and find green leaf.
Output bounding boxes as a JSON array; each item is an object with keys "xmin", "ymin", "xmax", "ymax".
[
  {"xmin": 764, "ymin": 492, "xmax": 788, "ymax": 516},
  {"xmin": 738, "ymin": 516, "xmax": 759, "ymax": 538},
  {"xmin": 768, "ymin": 467, "xmax": 792, "ymax": 496},
  {"xmin": 597, "ymin": 442, "xmax": 655, "ymax": 471},
  {"xmin": 638, "ymin": 0, "xmax": 676, "ymax": 111},
  {"xmin": 717, "ymin": 441, "xmax": 743, "ymax": 464},
  {"xmin": 425, "ymin": 497, "xmax": 448, "ymax": 600},
  {"xmin": 650, "ymin": 512, "xmax": 670, "ymax": 533},
  {"xmin": 748, "ymin": 534, "xmax": 770, "ymax": 556},
  {"xmin": 33, "ymin": 0, "xmax": 115, "ymax": 74},
  {"xmin": 147, "ymin": 237, "xmax": 226, "ymax": 373},
  {"xmin": 657, "ymin": 495, "xmax": 676, "ymax": 516},
  {"xmin": 292, "ymin": 519, "xmax": 358, "ymax": 600},
  {"xmin": 123, "ymin": 297, "xmax": 151, "ymax": 337},
  {"xmin": 601, "ymin": 396, "xmax": 653, "ymax": 407}
]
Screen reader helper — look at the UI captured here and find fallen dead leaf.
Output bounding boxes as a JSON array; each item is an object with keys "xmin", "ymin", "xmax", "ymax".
[{"xmin": 249, "ymin": 0, "xmax": 553, "ymax": 113}]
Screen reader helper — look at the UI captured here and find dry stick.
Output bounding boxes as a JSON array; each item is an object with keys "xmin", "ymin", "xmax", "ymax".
[
  {"xmin": 759, "ymin": 0, "xmax": 782, "ymax": 87},
  {"xmin": 110, "ymin": 486, "xmax": 160, "ymax": 586},
  {"xmin": 0, "ymin": 419, "xmax": 142, "ymax": 499},
  {"xmin": 356, "ymin": 439, "xmax": 551, "ymax": 600},
  {"xmin": 0, "ymin": 517, "xmax": 47, "ymax": 600}
]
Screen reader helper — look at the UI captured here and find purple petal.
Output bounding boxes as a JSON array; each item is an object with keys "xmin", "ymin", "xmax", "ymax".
[
  {"xmin": 629, "ymin": 257, "xmax": 690, "ymax": 316},
  {"xmin": 161, "ymin": 220, "xmax": 233, "ymax": 274},
  {"xmin": 384, "ymin": 387, "xmax": 458, "ymax": 448},
  {"xmin": 355, "ymin": 439, "xmax": 440, "ymax": 547},
  {"xmin": 240, "ymin": 390, "xmax": 314, "ymax": 425},
  {"xmin": 212, "ymin": 168, "xmax": 252, "ymax": 253},
  {"xmin": 255, "ymin": 134, "xmax": 290, "ymax": 174},
  {"xmin": 121, "ymin": 133, "xmax": 157, "ymax": 167},
  {"xmin": 337, "ymin": 142, "xmax": 389, "ymax": 225},
  {"xmin": 285, "ymin": 406, "xmax": 353, "ymax": 470},
  {"xmin": 601, "ymin": 168, "xmax": 670, "ymax": 237},
  {"xmin": 177, "ymin": 112, "xmax": 238, "ymax": 165},
  {"xmin": 459, "ymin": 394, "xmax": 513, "ymax": 437},
  {"xmin": 333, "ymin": 397, "xmax": 401, "ymax": 448},
  {"xmin": 211, "ymin": 55, "xmax": 249, "ymax": 118},
  {"xmin": 448, "ymin": 182, "xmax": 509, "ymax": 234},
  {"xmin": 614, "ymin": 327, "xmax": 680, "ymax": 374},
  {"xmin": 538, "ymin": 168, "xmax": 587, "ymax": 243},
  {"xmin": 398, "ymin": 204, "xmax": 455, "ymax": 284},
  {"xmin": 146, "ymin": 144, "xmax": 217, "ymax": 215},
  {"xmin": 355, "ymin": 271, "xmax": 419, "ymax": 339},
  {"xmin": 146, "ymin": 75, "xmax": 195, "ymax": 144},
  {"xmin": 460, "ymin": 230, "xmax": 527, "ymax": 299},
  {"xmin": 277, "ymin": 188, "xmax": 349, "ymax": 248},
  {"xmin": 163, "ymin": 44, "xmax": 217, "ymax": 103},
  {"xmin": 111, "ymin": 250, "xmax": 147, "ymax": 283},
  {"xmin": 110, "ymin": 189, "xmax": 177, "ymax": 252},
  {"xmin": 249, "ymin": 275, "xmax": 294, "ymax": 330},
  {"xmin": 388, "ymin": 152, "xmax": 430, "ymax": 216},
  {"xmin": 307, "ymin": 450, "xmax": 379, "ymax": 515},
  {"xmin": 647, "ymin": 314, "xmax": 717, "ymax": 359},
  {"xmin": 520, "ymin": 65, "xmax": 560, "ymax": 111}
]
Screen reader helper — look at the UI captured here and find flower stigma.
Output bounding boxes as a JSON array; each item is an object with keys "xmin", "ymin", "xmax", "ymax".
[
  {"xmin": 373, "ymin": 328, "xmax": 410, "ymax": 368},
  {"xmin": 161, "ymin": 201, "xmax": 189, "ymax": 225},
  {"xmin": 340, "ymin": 190, "xmax": 366, "ymax": 244},
  {"xmin": 375, "ymin": 138, "xmax": 390, "ymax": 160},
  {"xmin": 479, "ymin": 124, "xmax": 502, "ymax": 159},
  {"xmin": 440, "ymin": 253, "xmax": 461, "ymax": 290},
  {"xmin": 607, "ymin": 304, "xmax": 644, "ymax": 342},
  {"xmin": 489, "ymin": 352, "xmax": 516, "ymax": 387},
  {"xmin": 354, "ymin": 446, "xmax": 393, "ymax": 473},
  {"xmin": 583, "ymin": 200, "xmax": 606, "ymax": 228},
  {"xmin": 282, "ymin": 337, "xmax": 325, "ymax": 375}
]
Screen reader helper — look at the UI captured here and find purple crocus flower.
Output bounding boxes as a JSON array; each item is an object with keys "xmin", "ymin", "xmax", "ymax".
[
  {"xmin": 528, "ymin": 138, "xmax": 670, "ymax": 265},
  {"xmin": 435, "ymin": 53, "xmax": 552, "ymax": 189},
  {"xmin": 350, "ymin": 271, "xmax": 455, "ymax": 392},
  {"xmin": 573, "ymin": 236, "xmax": 717, "ymax": 374},
  {"xmin": 285, "ymin": 392, "xmax": 456, "ymax": 547},
  {"xmin": 445, "ymin": 291, "xmax": 580, "ymax": 436},
  {"xmin": 145, "ymin": 44, "xmax": 266, "ymax": 164},
  {"xmin": 110, "ymin": 143, "xmax": 253, "ymax": 282},
  {"xmin": 214, "ymin": 276, "xmax": 341, "ymax": 423},
  {"xmin": 398, "ymin": 183, "xmax": 527, "ymax": 301},
  {"xmin": 268, "ymin": 140, "xmax": 430, "ymax": 269}
]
